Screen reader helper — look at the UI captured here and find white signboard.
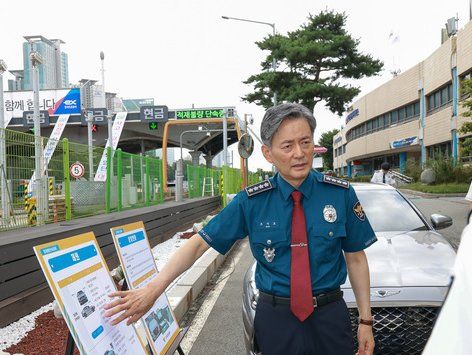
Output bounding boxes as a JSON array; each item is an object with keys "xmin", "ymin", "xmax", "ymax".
[
  {"xmin": 28, "ymin": 114, "xmax": 70, "ymax": 191},
  {"xmin": 33, "ymin": 232, "xmax": 147, "ymax": 355},
  {"xmin": 94, "ymin": 112, "xmax": 127, "ymax": 182},
  {"xmin": 110, "ymin": 222, "xmax": 180, "ymax": 355},
  {"xmin": 3, "ymin": 89, "xmax": 76, "ymax": 126}
]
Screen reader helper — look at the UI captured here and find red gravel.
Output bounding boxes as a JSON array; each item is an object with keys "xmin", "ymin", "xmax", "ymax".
[{"xmin": 5, "ymin": 311, "xmax": 79, "ymax": 355}]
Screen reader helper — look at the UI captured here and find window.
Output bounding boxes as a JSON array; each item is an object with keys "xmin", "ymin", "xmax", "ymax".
[
  {"xmin": 398, "ymin": 107, "xmax": 406, "ymax": 122},
  {"xmin": 384, "ymin": 113, "xmax": 391, "ymax": 126},
  {"xmin": 414, "ymin": 101, "xmax": 420, "ymax": 116},
  {"xmin": 406, "ymin": 104, "xmax": 414, "ymax": 118},
  {"xmin": 367, "ymin": 121, "xmax": 372, "ymax": 132},
  {"xmin": 448, "ymin": 84, "xmax": 453, "ymax": 101},
  {"xmin": 373, "ymin": 118, "xmax": 378, "ymax": 130},
  {"xmin": 378, "ymin": 115, "xmax": 384, "ymax": 129},
  {"xmin": 391, "ymin": 110, "xmax": 398, "ymax": 124},
  {"xmin": 434, "ymin": 91, "xmax": 441, "ymax": 108},
  {"xmin": 441, "ymin": 87, "xmax": 448, "ymax": 105}
]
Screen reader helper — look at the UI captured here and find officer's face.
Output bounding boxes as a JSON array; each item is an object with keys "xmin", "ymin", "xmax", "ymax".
[{"xmin": 262, "ymin": 117, "xmax": 314, "ymax": 188}]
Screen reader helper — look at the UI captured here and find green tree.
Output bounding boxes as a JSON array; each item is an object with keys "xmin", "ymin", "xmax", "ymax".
[
  {"xmin": 317, "ymin": 129, "xmax": 339, "ymax": 170},
  {"xmin": 243, "ymin": 11, "xmax": 383, "ymax": 113},
  {"xmin": 460, "ymin": 78, "xmax": 472, "ymax": 157}
]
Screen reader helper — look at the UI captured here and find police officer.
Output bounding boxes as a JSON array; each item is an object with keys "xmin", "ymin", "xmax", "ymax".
[{"xmin": 105, "ymin": 103, "xmax": 377, "ymax": 355}]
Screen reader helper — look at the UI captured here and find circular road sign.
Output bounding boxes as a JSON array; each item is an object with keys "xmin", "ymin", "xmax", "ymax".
[
  {"xmin": 70, "ymin": 162, "xmax": 85, "ymax": 179},
  {"xmin": 238, "ymin": 133, "xmax": 254, "ymax": 159}
]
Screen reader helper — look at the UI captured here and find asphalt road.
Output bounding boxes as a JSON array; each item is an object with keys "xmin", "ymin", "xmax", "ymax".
[
  {"xmin": 184, "ymin": 193, "xmax": 469, "ymax": 354},
  {"xmin": 402, "ymin": 192, "xmax": 469, "ymax": 249}
]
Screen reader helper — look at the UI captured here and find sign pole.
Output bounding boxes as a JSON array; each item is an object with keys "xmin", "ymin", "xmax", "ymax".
[
  {"xmin": 0, "ymin": 60, "xmax": 10, "ymax": 223},
  {"xmin": 31, "ymin": 48, "xmax": 46, "ymax": 225},
  {"xmin": 87, "ymin": 112, "xmax": 94, "ymax": 181}
]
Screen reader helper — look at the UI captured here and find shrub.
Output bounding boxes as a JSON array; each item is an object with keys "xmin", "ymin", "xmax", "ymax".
[
  {"xmin": 426, "ymin": 155, "xmax": 454, "ymax": 184},
  {"xmin": 405, "ymin": 159, "xmax": 422, "ymax": 182}
]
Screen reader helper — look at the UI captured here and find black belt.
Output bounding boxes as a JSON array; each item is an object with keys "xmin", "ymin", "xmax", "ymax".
[{"xmin": 259, "ymin": 288, "xmax": 343, "ymax": 308}]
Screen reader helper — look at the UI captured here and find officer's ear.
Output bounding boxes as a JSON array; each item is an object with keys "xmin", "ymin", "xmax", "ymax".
[{"xmin": 261, "ymin": 144, "xmax": 274, "ymax": 164}]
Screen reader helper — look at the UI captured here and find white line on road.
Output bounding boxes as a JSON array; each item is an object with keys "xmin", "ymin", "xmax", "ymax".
[{"xmin": 179, "ymin": 240, "xmax": 248, "ymax": 353}]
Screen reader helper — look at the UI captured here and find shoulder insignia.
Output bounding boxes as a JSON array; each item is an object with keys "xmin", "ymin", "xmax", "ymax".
[
  {"xmin": 353, "ymin": 201, "xmax": 366, "ymax": 221},
  {"xmin": 245, "ymin": 180, "xmax": 273, "ymax": 197},
  {"xmin": 323, "ymin": 175, "xmax": 350, "ymax": 189}
]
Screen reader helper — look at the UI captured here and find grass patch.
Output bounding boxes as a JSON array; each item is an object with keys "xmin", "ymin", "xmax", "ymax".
[{"xmin": 400, "ymin": 182, "xmax": 469, "ymax": 194}]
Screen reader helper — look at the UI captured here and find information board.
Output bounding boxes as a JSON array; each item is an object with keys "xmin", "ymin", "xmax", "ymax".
[
  {"xmin": 110, "ymin": 222, "xmax": 180, "ymax": 355},
  {"xmin": 33, "ymin": 232, "xmax": 147, "ymax": 355}
]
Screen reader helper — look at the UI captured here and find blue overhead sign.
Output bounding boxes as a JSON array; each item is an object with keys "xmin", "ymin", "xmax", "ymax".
[
  {"xmin": 390, "ymin": 136, "xmax": 418, "ymax": 149},
  {"xmin": 48, "ymin": 88, "xmax": 81, "ymax": 115},
  {"xmin": 345, "ymin": 108, "xmax": 359, "ymax": 124}
]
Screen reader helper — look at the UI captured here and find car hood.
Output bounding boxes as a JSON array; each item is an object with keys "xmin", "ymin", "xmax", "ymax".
[{"xmin": 342, "ymin": 230, "xmax": 456, "ymax": 289}]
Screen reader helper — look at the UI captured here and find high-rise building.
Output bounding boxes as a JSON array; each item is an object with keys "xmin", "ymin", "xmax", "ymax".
[{"xmin": 22, "ymin": 35, "xmax": 69, "ymax": 90}]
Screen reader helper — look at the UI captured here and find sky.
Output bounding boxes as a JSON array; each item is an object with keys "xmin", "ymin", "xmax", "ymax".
[{"xmin": 1, "ymin": 0, "xmax": 471, "ymax": 171}]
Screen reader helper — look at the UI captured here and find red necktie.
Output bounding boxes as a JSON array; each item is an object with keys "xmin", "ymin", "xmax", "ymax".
[{"xmin": 290, "ymin": 191, "xmax": 313, "ymax": 322}]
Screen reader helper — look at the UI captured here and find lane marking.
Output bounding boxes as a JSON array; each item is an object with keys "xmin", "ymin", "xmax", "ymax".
[{"xmin": 179, "ymin": 240, "xmax": 248, "ymax": 353}]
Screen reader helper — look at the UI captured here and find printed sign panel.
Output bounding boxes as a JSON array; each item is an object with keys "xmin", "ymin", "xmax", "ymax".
[
  {"xmin": 33, "ymin": 232, "xmax": 147, "ymax": 355},
  {"xmin": 4, "ymin": 88, "xmax": 81, "ymax": 126},
  {"xmin": 390, "ymin": 136, "xmax": 418, "ymax": 149},
  {"xmin": 110, "ymin": 222, "xmax": 180, "ymax": 355},
  {"xmin": 140, "ymin": 106, "xmax": 168, "ymax": 122}
]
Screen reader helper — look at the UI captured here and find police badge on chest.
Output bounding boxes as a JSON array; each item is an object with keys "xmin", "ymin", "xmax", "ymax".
[{"xmin": 263, "ymin": 247, "xmax": 275, "ymax": 262}]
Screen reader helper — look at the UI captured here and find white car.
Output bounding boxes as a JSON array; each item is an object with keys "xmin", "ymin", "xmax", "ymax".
[{"xmin": 242, "ymin": 183, "xmax": 456, "ymax": 355}]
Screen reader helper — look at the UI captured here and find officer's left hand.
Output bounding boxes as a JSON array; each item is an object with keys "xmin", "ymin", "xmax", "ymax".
[{"xmin": 356, "ymin": 324, "xmax": 375, "ymax": 355}]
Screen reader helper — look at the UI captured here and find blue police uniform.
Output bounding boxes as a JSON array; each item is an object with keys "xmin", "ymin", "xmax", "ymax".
[{"xmin": 198, "ymin": 169, "xmax": 377, "ymax": 354}]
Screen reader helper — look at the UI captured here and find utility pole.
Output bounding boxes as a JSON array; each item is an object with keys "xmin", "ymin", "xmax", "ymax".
[
  {"xmin": 30, "ymin": 47, "xmax": 47, "ymax": 224},
  {"xmin": 0, "ymin": 60, "xmax": 10, "ymax": 223}
]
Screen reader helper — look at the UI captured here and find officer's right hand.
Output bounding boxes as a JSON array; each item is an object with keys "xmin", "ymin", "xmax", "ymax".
[{"xmin": 104, "ymin": 285, "xmax": 159, "ymax": 326}]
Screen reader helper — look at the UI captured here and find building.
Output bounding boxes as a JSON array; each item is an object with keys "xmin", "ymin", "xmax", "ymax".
[
  {"xmin": 333, "ymin": 20, "xmax": 472, "ymax": 177},
  {"xmin": 21, "ymin": 35, "xmax": 69, "ymax": 90},
  {"xmin": 75, "ymin": 79, "xmax": 98, "ymax": 110}
]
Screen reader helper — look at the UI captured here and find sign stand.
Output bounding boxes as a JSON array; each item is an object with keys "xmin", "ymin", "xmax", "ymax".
[{"xmin": 64, "ymin": 279, "xmax": 187, "ymax": 355}]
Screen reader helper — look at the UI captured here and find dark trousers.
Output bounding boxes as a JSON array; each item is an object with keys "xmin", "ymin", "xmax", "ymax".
[{"xmin": 254, "ymin": 298, "xmax": 354, "ymax": 355}]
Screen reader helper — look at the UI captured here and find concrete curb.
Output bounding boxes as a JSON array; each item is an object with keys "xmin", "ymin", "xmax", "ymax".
[
  {"xmin": 399, "ymin": 188, "xmax": 467, "ymax": 199},
  {"xmin": 167, "ymin": 248, "xmax": 227, "ymax": 322}
]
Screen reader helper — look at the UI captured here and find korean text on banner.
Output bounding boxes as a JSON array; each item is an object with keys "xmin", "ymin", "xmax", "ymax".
[
  {"xmin": 28, "ymin": 114, "xmax": 70, "ymax": 191},
  {"xmin": 33, "ymin": 232, "xmax": 147, "ymax": 355},
  {"xmin": 94, "ymin": 112, "xmax": 127, "ymax": 182}
]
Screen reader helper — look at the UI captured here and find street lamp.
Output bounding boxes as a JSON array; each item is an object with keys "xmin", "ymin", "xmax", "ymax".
[
  {"xmin": 100, "ymin": 51, "xmax": 106, "ymax": 109},
  {"xmin": 29, "ymin": 47, "xmax": 47, "ymax": 224},
  {"xmin": 222, "ymin": 15, "xmax": 277, "ymax": 106},
  {"xmin": 0, "ymin": 60, "xmax": 10, "ymax": 222}
]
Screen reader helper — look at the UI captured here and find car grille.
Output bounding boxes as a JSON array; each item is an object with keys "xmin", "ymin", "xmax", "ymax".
[{"xmin": 349, "ymin": 307, "xmax": 439, "ymax": 355}]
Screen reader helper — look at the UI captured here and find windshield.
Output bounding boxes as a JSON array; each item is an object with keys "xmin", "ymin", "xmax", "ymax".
[{"xmin": 355, "ymin": 189, "xmax": 428, "ymax": 232}]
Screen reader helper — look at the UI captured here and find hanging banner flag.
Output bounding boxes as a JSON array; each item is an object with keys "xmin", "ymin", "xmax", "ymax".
[
  {"xmin": 94, "ymin": 112, "xmax": 127, "ymax": 182},
  {"xmin": 33, "ymin": 232, "xmax": 148, "ymax": 355},
  {"xmin": 28, "ymin": 114, "xmax": 70, "ymax": 191}
]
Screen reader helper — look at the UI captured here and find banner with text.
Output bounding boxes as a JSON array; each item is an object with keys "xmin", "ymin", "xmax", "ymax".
[{"xmin": 94, "ymin": 112, "xmax": 127, "ymax": 182}]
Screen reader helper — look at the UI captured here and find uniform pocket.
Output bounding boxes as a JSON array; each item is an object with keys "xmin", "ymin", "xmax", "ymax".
[{"xmin": 311, "ymin": 223, "xmax": 346, "ymax": 262}]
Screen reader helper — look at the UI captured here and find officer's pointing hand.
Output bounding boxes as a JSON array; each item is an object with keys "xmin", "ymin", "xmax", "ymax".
[{"xmin": 104, "ymin": 286, "xmax": 157, "ymax": 326}]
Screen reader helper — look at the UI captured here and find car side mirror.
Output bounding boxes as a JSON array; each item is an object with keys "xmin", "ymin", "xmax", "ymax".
[{"xmin": 430, "ymin": 214, "xmax": 453, "ymax": 230}]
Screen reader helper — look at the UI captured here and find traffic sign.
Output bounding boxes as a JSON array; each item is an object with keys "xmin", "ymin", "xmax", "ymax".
[
  {"xmin": 149, "ymin": 122, "xmax": 158, "ymax": 130},
  {"xmin": 70, "ymin": 162, "xmax": 85, "ymax": 179}
]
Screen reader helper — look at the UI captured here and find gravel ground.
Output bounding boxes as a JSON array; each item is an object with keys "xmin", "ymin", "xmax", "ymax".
[{"xmin": 0, "ymin": 229, "xmax": 192, "ymax": 354}]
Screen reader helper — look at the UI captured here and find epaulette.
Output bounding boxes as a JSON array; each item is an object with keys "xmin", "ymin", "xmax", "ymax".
[
  {"xmin": 323, "ymin": 175, "xmax": 350, "ymax": 189},
  {"xmin": 245, "ymin": 180, "xmax": 273, "ymax": 197}
]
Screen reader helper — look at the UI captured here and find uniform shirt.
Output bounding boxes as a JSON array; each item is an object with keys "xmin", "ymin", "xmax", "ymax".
[
  {"xmin": 423, "ymin": 214, "xmax": 472, "ymax": 355},
  {"xmin": 371, "ymin": 170, "xmax": 397, "ymax": 187},
  {"xmin": 199, "ymin": 170, "xmax": 377, "ymax": 297}
]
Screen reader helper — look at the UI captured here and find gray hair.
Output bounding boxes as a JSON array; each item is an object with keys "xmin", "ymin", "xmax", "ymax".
[{"xmin": 260, "ymin": 103, "xmax": 316, "ymax": 146}]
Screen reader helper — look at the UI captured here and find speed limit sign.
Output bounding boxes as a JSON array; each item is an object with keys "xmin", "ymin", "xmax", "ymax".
[{"xmin": 70, "ymin": 162, "xmax": 85, "ymax": 179}]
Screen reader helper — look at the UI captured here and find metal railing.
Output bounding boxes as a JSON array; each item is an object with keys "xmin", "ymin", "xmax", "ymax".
[{"xmin": 0, "ymin": 128, "xmax": 165, "ymax": 231}]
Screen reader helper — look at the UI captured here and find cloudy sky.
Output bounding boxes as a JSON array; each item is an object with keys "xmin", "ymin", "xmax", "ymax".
[{"xmin": 1, "ymin": 0, "xmax": 471, "ymax": 171}]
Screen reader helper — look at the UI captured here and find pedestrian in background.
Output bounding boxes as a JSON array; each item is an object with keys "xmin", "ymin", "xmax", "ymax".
[
  {"xmin": 370, "ymin": 162, "xmax": 397, "ymax": 187},
  {"xmin": 105, "ymin": 103, "xmax": 377, "ymax": 355}
]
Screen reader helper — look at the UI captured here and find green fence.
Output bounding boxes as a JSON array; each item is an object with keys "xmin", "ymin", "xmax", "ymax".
[
  {"xmin": 0, "ymin": 129, "xmax": 165, "ymax": 231},
  {"xmin": 187, "ymin": 165, "xmax": 221, "ymax": 198},
  {"xmin": 221, "ymin": 166, "xmax": 242, "ymax": 206}
]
